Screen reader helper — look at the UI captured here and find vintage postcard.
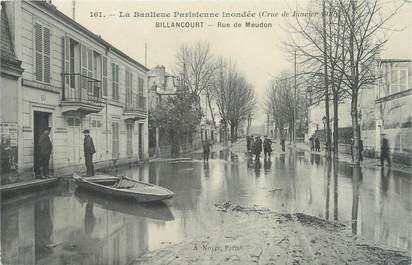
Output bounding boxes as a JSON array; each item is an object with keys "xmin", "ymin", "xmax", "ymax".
[{"xmin": 0, "ymin": 0, "xmax": 411, "ymax": 264}]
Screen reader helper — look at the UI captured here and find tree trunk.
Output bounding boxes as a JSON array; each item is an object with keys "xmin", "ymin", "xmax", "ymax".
[
  {"xmin": 333, "ymin": 94, "xmax": 339, "ymax": 160},
  {"xmin": 351, "ymin": 93, "xmax": 360, "ymax": 165}
]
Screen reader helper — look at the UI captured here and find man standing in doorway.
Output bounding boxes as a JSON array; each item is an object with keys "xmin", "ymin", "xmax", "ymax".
[
  {"xmin": 38, "ymin": 127, "xmax": 52, "ymax": 178},
  {"xmin": 83, "ymin": 129, "xmax": 96, "ymax": 176}
]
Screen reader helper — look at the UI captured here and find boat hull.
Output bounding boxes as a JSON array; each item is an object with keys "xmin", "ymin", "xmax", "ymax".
[{"xmin": 73, "ymin": 174, "xmax": 174, "ymax": 203}]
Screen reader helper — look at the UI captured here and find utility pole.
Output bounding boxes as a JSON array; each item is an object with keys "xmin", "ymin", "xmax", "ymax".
[
  {"xmin": 322, "ymin": 0, "xmax": 331, "ymax": 159},
  {"xmin": 293, "ymin": 50, "xmax": 297, "ymax": 146},
  {"xmin": 72, "ymin": 0, "xmax": 76, "ymax": 20}
]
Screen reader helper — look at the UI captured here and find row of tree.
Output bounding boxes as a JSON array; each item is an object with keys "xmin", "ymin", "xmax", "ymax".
[
  {"xmin": 266, "ymin": 72, "xmax": 307, "ymax": 142},
  {"xmin": 268, "ymin": 0, "xmax": 403, "ymax": 164},
  {"xmin": 150, "ymin": 41, "xmax": 256, "ymax": 153}
]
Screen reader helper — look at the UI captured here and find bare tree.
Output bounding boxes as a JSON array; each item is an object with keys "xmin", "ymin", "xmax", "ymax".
[
  {"xmin": 266, "ymin": 72, "xmax": 307, "ymax": 142},
  {"xmin": 211, "ymin": 58, "xmax": 256, "ymax": 143},
  {"xmin": 285, "ymin": 0, "xmax": 404, "ymax": 164},
  {"xmin": 175, "ymin": 41, "xmax": 217, "ymax": 96}
]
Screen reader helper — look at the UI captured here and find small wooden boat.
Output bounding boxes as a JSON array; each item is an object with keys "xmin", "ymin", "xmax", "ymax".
[{"xmin": 73, "ymin": 173, "xmax": 174, "ymax": 202}]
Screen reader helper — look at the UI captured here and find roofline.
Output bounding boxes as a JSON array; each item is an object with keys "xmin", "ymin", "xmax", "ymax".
[{"xmin": 29, "ymin": 1, "xmax": 149, "ymax": 72}]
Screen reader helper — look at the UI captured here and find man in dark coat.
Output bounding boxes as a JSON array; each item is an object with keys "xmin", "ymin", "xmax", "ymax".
[
  {"xmin": 263, "ymin": 136, "xmax": 272, "ymax": 159},
  {"xmin": 253, "ymin": 136, "xmax": 262, "ymax": 161},
  {"xmin": 314, "ymin": 137, "xmax": 320, "ymax": 152},
  {"xmin": 381, "ymin": 135, "xmax": 391, "ymax": 167},
  {"xmin": 202, "ymin": 139, "xmax": 211, "ymax": 162},
  {"xmin": 83, "ymin": 129, "xmax": 96, "ymax": 176},
  {"xmin": 38, "ymin": 127, "xmax": 52, "ymax": 178}
]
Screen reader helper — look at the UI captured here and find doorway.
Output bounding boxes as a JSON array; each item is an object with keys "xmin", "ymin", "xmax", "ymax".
[{"xmin": 34, "ymin": 111, "xmax": 50, "ymax": 176}]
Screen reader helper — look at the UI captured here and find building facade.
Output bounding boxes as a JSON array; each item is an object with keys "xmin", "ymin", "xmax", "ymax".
[
  {"xmin": 360, "ymin": 59, "xmax": 412, "ymax": 163},
  {"xmin": 1, "ymin": 1, "xmax": 149, "ymax": 184}
]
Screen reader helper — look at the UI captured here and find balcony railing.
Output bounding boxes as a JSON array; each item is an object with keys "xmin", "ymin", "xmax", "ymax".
[
  {"xmin": 125, "ymin": 93, "xmax": 147, "ymax": 113},
  {"xmin": 62, "ymin": 73, "xmax": 103, "ymax": 105},
  {"xmin": 61, "ymin": 73, "xmax": 104, "ymax": 114}
]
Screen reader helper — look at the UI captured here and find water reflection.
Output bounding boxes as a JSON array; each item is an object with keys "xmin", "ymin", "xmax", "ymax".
[
  {"xmin": 1, "ymin": 150, "xmax": 411, "ymax": 264},
  {"xmin": 1, "ymin": 181, "xmax": 176, "ymax": 265}
]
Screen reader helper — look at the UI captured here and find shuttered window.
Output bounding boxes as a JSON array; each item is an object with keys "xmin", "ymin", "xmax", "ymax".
[
  {"xmin": 125, "ymin": 71, "xmax": 133, "ymax": 105},
  {"xmin": 112, "ymin": 63, "xmax": 119, "ymax": 100},
  {"xmin": 138, "ymin": 77, "xmax": 144, "ymax": 96},
  {"xmin": 34, "ymin": 23, "xmax": 51, "ymax": 83},
  {"xmin": 87, "ymin": 48, "xmax": 93, "ymax": 93},
  {"xmin": 102, "ymin": 56, "xmax": 108, "ymax": 96},
  {"xmin": 81, "ymin": 45, "xmax": 87, "ymax": 90}
]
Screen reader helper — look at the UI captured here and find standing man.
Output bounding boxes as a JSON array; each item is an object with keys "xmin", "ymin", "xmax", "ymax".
[
  {"xmin": 263, "ymin": 136, "xmax": 272, "ymax": 159},
  {"xmin": 315, "ymin": 137, "xmax": 320, "ymax": 152},
  {"xmin": 380, "ymin": 135, "xmax": 391, "ymax": 167},
  {"xmin": 253, "ymin": 136, "xmax": 262, "ymax": 161},
  {"xmin": 83, "ymin": 129, "xmax": 96, "ymax": 176},
  {"xmin": 281, "ymin": 138, "xmax": 286, "ymax": 152},
  {"xmin": 202, "ymin": 139, "xmax": 211, "ymax": 162},
  {"xmin": 38, "ymin": 127, "xmax": 52, "ymax": 178}
]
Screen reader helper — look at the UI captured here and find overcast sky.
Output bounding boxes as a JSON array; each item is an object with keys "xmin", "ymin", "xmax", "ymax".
[{"xmin": 52, "ymin": 0, "xmax": 412, "ymax": 126}]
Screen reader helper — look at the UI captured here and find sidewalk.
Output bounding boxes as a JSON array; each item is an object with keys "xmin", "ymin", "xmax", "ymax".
[{"xmin": 290, "ymin": 141, "xmax": 412, "ymax": 174}]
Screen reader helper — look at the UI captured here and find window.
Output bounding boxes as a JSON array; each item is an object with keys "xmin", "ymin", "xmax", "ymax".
[
  {"xmin": 34, "ymin": 23, "xmax": 51, "ymax": 83},
  {"xmin": 138, "ymin": 77, "xmax": 144, "ymax": 107},
  {"xmin": 102, "ymin": 56, "xmax": 108, "ymax": 96},
  {"xmin": 112, "ymin": 63, "xmax": 120, "ymax": 100},
  {"xmin": 125, "ymin": 71, "xmax": 133, "ymax": 106},
  {"xmin": 93, "ymin": 51, "xmax": 102, "ymax": 97},
  {"xmin": 390, "ymin": 66, "xmax": 408, "ymax": 94},
  {"xmin": 138, "ymin": 77, "xmax": 144, "ymax": 96},
  {"xmin": 67, "ymin": 117, "xmax": 81, "ymax": 126}
]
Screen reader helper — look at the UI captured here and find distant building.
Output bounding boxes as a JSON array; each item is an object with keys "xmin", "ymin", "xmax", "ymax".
[
  {"xmin": 147, "ymin": 65, "xmax": 179, "ymax": 156},
  {"xmin": 1, "ymin": 1, "xmax": 149, "ymax": 184},
  {"xmin": 148, "ymin": 65, "xmax": 178, "ymax": 110}
]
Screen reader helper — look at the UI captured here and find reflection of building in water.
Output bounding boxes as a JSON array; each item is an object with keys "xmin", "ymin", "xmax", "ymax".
[
  {"xmin": 1, "ymin": 193, "xmax": 149, "ymax": 265},
  {"xmin": 359, "ymin": 168, "xmax": 411, "ymax": 252}
]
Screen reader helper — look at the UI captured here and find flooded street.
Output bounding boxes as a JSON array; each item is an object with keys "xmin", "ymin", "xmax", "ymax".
[{"xmin": 1, "ymin": 148, "xmax": 411, "ymax": 265}]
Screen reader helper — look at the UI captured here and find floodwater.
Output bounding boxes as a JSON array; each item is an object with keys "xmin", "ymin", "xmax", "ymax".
[{"xmin": 1, "ymin": 150, "xmax": 411, "ymax": 265}]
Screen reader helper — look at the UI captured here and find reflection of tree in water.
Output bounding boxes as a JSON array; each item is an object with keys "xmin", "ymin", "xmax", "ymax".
[
  {"xmin": 351, "ymin": 166, "xmax": 362, "ymax": 235},
  {"xmin": 35, "ymin": 198, "xmax": 53, "ymax": 262}
]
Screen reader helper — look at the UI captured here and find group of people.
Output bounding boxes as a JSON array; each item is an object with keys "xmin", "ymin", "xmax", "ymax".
[
  {"xmin": 35, "ymin": 127, "xmax": 96, "ymax": 178},
  {"xmin": 246, "ymin": 136, "xmax": 273, "ymax": 160},
  {"xmin": 309, "ymin": 137, "xmax": 321, "ymax": 152},
  {"xmin": 309, "ymin": 133, "xmax": 392, "ymax": 167}
]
